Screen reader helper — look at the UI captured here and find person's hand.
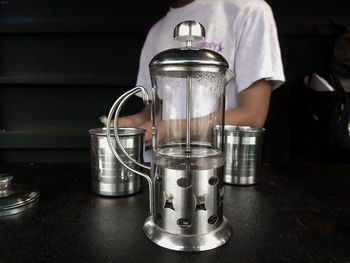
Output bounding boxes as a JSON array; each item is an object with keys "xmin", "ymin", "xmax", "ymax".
[
  {"xmin": 117, "ymin": 116, "xmax": 138, "ymax": 128},
  {"xmin": 116, "ymin": 104, "xmax": 152, "ymax": 128},
  {"xmin": 136, "ymin": 120, "xmax": 153, "ymax": 149},
  {"xmin": 136, "ymin": 120, "xmax": 172, "ymax": 150},
  {"xmin": 99, "ymin": 115, "xmax": 137, "ymax": 128},
  {"xmin": 135, "ymin": 117, "xmax": 213, "ymax": 150},
  {"xmin": 137, "ymin": 119, "xmax": 181, "ymax": 149}
]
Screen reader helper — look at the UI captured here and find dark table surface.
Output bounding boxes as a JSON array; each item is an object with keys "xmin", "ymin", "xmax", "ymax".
[{"xmin": 1, "ymin": 162, "xmax": 350, "ymax": 263}]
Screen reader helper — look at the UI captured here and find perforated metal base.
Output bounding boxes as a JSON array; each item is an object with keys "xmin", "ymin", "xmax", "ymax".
[{"xmin": 143, "ymin": 215, "xmax": 232, "ymax": 251}]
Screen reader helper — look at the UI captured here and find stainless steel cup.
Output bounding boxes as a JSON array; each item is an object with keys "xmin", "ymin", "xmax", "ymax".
[
  {"xmin": 223, "ymin": 126, "xmax": 265, "ymax": 185},
  {"xmin": 89, "ymin": 127, "xmax": 145, "ymax": 196},
  {"xmin": 212, "ymin": 125, "xmax": 265, "ymax": 185}
]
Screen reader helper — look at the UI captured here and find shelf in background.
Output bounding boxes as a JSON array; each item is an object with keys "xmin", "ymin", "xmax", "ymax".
[
  {"xmin": 0, "ymin": 75, "xmax": 136, "ymax": 86},
  {"xmin": 0, "ymin": 128, "xmax": 91, "ymax": 149}
]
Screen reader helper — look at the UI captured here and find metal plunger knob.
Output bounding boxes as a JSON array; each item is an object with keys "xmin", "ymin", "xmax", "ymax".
[
  {"xmin": 173, "ymin": 21, "xmax": 205, "ymax": 47},
  {"xmin": 0, "ymin": 174, "xmax": 13, "ymax": 191}
]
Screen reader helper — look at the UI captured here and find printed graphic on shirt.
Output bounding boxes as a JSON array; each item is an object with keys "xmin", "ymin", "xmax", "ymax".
[{"xmin": 195, "ymin": 41, "xmax": 223, "ymax": 53}]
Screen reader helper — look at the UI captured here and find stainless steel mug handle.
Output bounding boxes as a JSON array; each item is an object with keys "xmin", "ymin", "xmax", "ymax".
[{"xmin": 106, "ymin": 86, "xmax": 153, "ymax": 215}]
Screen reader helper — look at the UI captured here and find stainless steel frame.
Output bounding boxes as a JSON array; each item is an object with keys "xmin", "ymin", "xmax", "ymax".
[{"xmin": 106, "ymin": 86, "xmax": 232, "ymax": 251}]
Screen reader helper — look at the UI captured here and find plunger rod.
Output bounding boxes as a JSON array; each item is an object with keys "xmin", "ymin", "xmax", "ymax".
[{"xmin": 186, "ymin": 74, "xmax": 191, "ymax": 153}]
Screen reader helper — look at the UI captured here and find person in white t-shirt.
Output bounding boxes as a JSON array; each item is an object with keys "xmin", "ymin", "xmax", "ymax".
[{"xmin": 118, "ymin": 0, "xmax": 285, "ymax": 161}]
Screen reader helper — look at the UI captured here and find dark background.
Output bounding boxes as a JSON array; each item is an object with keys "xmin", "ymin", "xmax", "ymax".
[{"xmin": 0, "ymin": 0, "xmax": 349, "ymax": 163}]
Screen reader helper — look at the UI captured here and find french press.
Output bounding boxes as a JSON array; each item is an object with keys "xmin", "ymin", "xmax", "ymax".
[{"xmin": 107, "ymin": 21, "xmax": 235, "ymax": 251}]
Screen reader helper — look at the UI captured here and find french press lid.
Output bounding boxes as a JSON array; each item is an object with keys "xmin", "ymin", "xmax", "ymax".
[
  {"xmin": 149, "ymin": 21, "xmax": 229, "ymax": 72},
  {"xmin": 0, "ymin": 174, "xmax": 39, "ymax": 216}
]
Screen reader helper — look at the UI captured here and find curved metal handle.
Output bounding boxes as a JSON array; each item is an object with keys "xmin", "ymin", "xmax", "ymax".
[
  {"xmin": 106, "ymin": 86, "xmax": 153, "ymax": 215},
  {"xmin": 113, "ymin": 88, "xmax": 151, "ymax": 171}
]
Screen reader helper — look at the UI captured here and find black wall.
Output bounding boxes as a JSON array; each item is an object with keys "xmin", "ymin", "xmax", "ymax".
[
  {"xmin": 0, "ymin": 0, "xmax": 172, "ymax": 162},
  {"xmin": 0, "ymin": 0, "xmax": 349, "ymax": 163},
  {"xmin": 266, "ymin": 0, "xmax": 349, "ymax": 163}
]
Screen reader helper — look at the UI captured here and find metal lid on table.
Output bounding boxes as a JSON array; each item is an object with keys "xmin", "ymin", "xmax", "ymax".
[{"xmin": 0, "ymin": 174, "xmax": 39, "ymax": 216}]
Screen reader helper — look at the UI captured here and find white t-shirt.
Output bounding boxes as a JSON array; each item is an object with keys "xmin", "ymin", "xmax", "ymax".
[{"xmin": 136, "ymin": 0, "xmax": 285, "ymax": 161}]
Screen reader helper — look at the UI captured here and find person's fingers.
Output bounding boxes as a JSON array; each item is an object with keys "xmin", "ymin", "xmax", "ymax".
[
  {"xmin": 117, "ymin": 116, "xmax": 136, "ymax": 127},
  {"xmin": 137, "ymin": 121, "xmax": 153, "ymax": 149},
  {"xmin": 99, "ymin": 115, "xmax": 109, "ymax": 127},
  {"xmin": 144, "ymin": 129, "xmax": 152, "ymax": 148}
]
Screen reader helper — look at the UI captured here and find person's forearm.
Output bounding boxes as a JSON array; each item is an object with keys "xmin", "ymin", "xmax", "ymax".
[
  {"xmin": 126, "ymin": 103, "xmax": 152, "ymax": 127},
  {"xmin": 225, "ymin": 80, "xmax": 272, "ymax": 128},
  {"xmin": 146, "ymin": 80, "xmax": 271, "ymax": 147},
  {"xmin": 225, "ymin": 106, "xmax": 267, "ymax": 128},
  {"xmin": 155, "ymin": 110, "xmax": 220, "ymax": 145}
]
